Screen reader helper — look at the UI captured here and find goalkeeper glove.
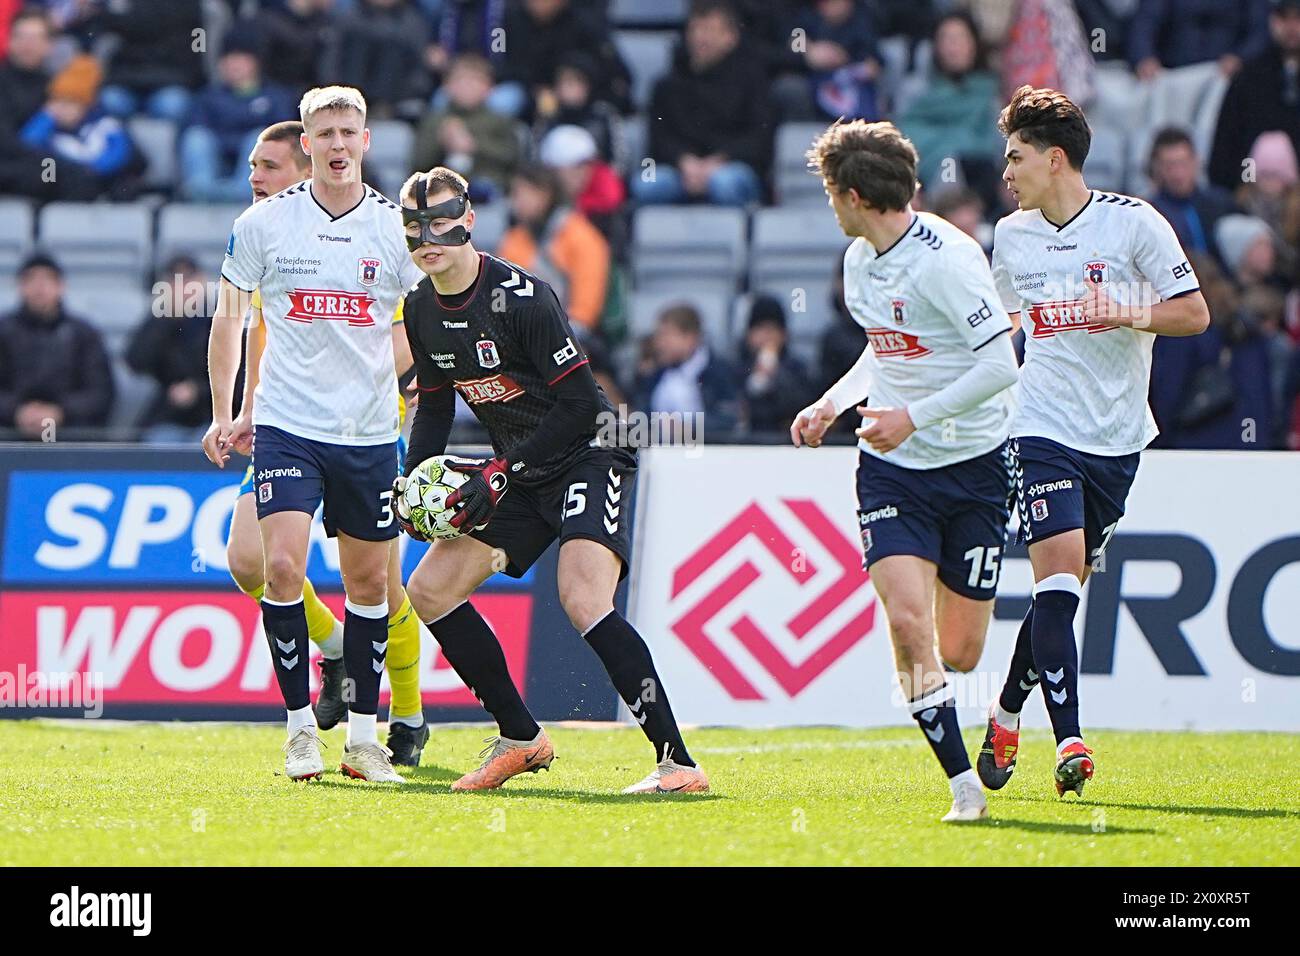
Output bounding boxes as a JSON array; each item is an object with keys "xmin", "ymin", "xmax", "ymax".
[
  {"xmin": 391, "ymin": 474, "xmax": 426, "ymax": 541},
  {"xmin": 445, "ymin": 456, "xmax": 511, "ymax": 529}
]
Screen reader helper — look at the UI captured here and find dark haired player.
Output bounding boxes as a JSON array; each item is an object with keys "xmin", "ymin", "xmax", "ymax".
[
  {"xmin": 981, "ymin": 86, "xmax": 1209, "ymax": 796},
  {"xmin": 792, "ymin": 120, "xmax": 1020, "ymax": 822},
  {"xmin": 393, "ymin": 167, "xmax": 708, "ymax": 794}
]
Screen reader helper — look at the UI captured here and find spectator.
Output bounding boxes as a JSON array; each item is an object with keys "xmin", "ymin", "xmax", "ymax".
[
  {"xmin": 88, "ymin": 0, "xmax": 204, "ymax": 124},
  {"xmin": 0, "ymin": 253, "xmax": 115, "ymax": 440},
  {"xmin": 931, "ymin": 187, "xmax": 992, "ymax": 252},
  {"xmin": 260, "ymin": 0, "xmax": 340, "ymax": 98},
  {"xmin": 335, "ymin": 0, "xmax": 432, "ymax": 119},
  {"xmin": 127, "ymin": 256, "xmax": 223, "ymax": 443},
  {"xmin": 0, "ymin": 7, "xmax": 53, "ymax": 140},
  {"xmin": 784, "ymin": 0, "xmax": 882, "ymax": 121},
  {"xmin": 897, "ymin": 11, "xmax": 1003, "ymax": 204},
  {"xmin": 1150, "ymin": 252, "xmax": 1285, "ymax": 449},
  {"xmin": 999, "ymin": 0, "xmax": 1095, "ymax": 107},
  {"xmin": 1073, "ymin": 0, "xmax": 1138, "ymax": 63},
  {"xmin": 18, "ymin": 54, "xmax": 141, "ymax": 200},
  {"xmin": 635, "ymin": 0, "xmax": 772, "ymax": 207},
  {"xmin": 1129, "ymin": 0, "xmax": 1269, "ymax": 81},
  {"xmin": 499, "ymin": 0, "xmax": 631, "ymax": 118},
  {"xmin": 179, "ymin": 26, "xmax": 296, "ymax": 203},
  {"xmin": 532, "ymin": 52, "xmax": 624, "ymax": 169},
  {"xmin": 538, "ymin": 124, "xmax": 627, "ymax": 254},
  {"xmin": 412, "ymin": 52, "xmax": 521, "ymax": 202},
  {"xmin": 1209, "ymin": 0, "xmax": 1300, "ymax": 191},
  {"xmin": 1148, "ymin": 127, "xmax": 1239, "ymax": 268},
  {"xmin": 497, "ymin": 163, "xmax": 611, "ymax": 331},
  {"xmin": 635, "ymin": 304, "xmax": 741, "ymax": 435},
  {"xmin": 740, "ymin": 295, "xmax": 817, "ymax": 433},
  {"xmin": 429, "ymin": 0, "xmax": 521, "ymax": 115}
]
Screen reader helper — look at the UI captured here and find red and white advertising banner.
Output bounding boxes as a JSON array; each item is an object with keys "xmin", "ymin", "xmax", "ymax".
[{"xmin": 630, "ymin": 447, "xmax": 1300, "ymax": 731}]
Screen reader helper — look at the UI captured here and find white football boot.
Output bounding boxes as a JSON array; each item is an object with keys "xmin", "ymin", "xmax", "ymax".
[
  {"xmin": 942, "ymin": 779, "xmax": 989, "ymax": 822},
  {"xmin": 340, "ymin": 742, "xmax": 406, "ymax": 783},
  {"xmin": 283, "ymin": 726, "xmax": 326, "ymax": 781}
]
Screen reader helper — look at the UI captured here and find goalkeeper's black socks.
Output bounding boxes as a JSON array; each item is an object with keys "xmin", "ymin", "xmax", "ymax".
[
  {"xmin": 583, "ymin": 611, "xmax": 695, "ymax": 767},
  {"xmin": 263, "ymin": 596, "xmax": 310, "ymax": 712},
  {"xmin": 908, "ymin": 682, "xmax": 971, "ymax": 778},
  {"xmin": 1030, "ymin": 573, "xmax": 1083, "ymax": 745},
  {"xmin": 428, "ymin": 602, "xmax": 540, "ymax": 742},
  {"xmin": 343, "ymin": 600, "xmax": 388, "ymax": 717},
  {"xmin": 997, "ymin": 602, "xmax": 1038, "ymax": 720}
]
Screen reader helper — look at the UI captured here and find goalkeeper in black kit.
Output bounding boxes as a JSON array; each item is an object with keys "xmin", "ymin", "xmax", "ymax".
[{"xmin": 393, "ymin": 167, "xmax": 708, "ymax": 793}]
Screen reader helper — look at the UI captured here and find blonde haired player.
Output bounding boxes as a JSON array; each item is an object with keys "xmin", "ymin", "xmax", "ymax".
[
  {"xmin": 205, "ymin": 88, "xmax": 425, "ymax": 782},
  {"xmin": 219, "ymin": 121, "xmax": 430, "ymax": 769}
]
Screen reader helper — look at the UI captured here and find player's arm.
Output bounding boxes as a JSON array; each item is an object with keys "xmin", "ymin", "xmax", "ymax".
[
  {"xmin": 1086, "ymin": 207, "xmax": 1209, "ymax": 337},
  {"xmin": 443, "ymin": 291, "xmax": 601, "ymax": 529},
  {"xmin": 791, "ymin": 341, "xmax": 874, "ymax": 448},
  {"xmin": 204, "ymin": 276, "xmax": 256, "ymax": 467},
  {"xmin": 239, "ymin": 312, "xmax": 265, "ymax": 418}
]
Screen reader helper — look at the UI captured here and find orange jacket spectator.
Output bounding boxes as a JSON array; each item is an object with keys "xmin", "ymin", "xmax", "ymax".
[{"xmin": 498, "ymin": 165, "xmax": 610, "ymax": 330}]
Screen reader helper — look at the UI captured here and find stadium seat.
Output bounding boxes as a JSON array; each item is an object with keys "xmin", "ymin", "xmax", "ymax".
[
  {"xmin": 128, "ymin": 117, "xmax": 178, "ymax": 192},
  {"xmin": 1090, "ymin": 62, "xmax": 1149, "ymax": 134},
  {"xmin": 775, "ymin": 122, "xmax": 829, "ymax": 205},
  {"xmin": 1084, "ymin": 125, "xmax": 1128, "ymax": 193},
  {"xmin": 630, "ymin": 205, "xmax": 747, "ymax": 293},
  {"xmin": 627, "ymin": 287, "xmax": 733, "ymax": 357},
  {"xmin": 156, "ymin": 203, "xmax": 246, "ymax": 277},
  {"xmin": 0, "ymin": 198, "xmax": 35, "ymax": 280},
  {"xmin": 470, "ymin": 201, "xmax": 508, "ymax": 253},
  {"xmin": 109, "ymin": 358, "xmax": 159, "ymax": 430},
  {"xmin": 613, "ymin": 30, "xmax": 677, "ymax": 111},
  {"xmin": 748, "ymin": 207, "xmax": 847, "ymax": 287},
  {"xmin": 610, "ymin": 0, "xmax": 686, "ymax": 27},
  {"xmin": 1146, "ymin": 62, "xmax": 1229, "ymax": 150},
  {"xmin": 38, "ymin": 202, "xmax": 153, "ymax": 282},
  {"xmin": 622, "ymin": 113, "xmax": 648, "ymax": 176},
  {"xmin": 63, "ymin": 283, "xmax": 150, "ymax": 353},
  {"xmin": 366, "ymin": 119, "xmax": 415, "ymax": 201}
]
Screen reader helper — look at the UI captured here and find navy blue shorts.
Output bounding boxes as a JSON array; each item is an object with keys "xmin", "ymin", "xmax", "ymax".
[
  {"xmin": 251, "ymin": 425, "xmax": 402, "ymax": 541},
  {"xmin": 855, "ymin": 444, "xmax": 1013, "ymax": 600},
  {"xmin": 1012, "ymin": 436, "xmax": 1139, "ymax": 564}
]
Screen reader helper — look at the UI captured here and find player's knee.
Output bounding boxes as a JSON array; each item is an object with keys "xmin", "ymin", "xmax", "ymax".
[
  {"xmin": 941, "ymin": 641, "xmax": 982, "ymax": 673},
  {"xmin": 406, "ymin": 566, "xmax": 468, "ymax": 622},
  {"xmin": 226, "ymin": 536, "xmax": 264, "ymax": 593},
  {"xmin": 885, "ymin": 605, "xmax": 932, "ymax": 657},
  {"xmin": 560, "ymin": 585, "xmax": 611, "ymax": 634},
  {"xmin": 263, "ymin": 551, "xmax": 305, "ymax": 598}
]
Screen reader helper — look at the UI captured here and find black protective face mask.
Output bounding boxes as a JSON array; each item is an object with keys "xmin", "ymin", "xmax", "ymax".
[{"xmin": 403, "ymin": 177, "xmax": 471, "ymax": 250}]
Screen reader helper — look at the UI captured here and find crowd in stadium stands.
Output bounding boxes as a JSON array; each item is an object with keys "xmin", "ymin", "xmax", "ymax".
[{"xmin": 2, "ymin": 0, "xmax": 1300, "ymax": 451}]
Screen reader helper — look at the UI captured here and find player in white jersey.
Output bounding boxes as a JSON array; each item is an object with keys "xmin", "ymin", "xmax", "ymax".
[
  {"xmin": 791, "ymin": 120, "xmax": 1019, "ymax": 822},
  {"xmin": 978, "ymin": 87, "xmax": 1209, "ymax": 798},
  {"xmin": 203, "ymin": 86, "xmax": 425, "ymax": 783}
]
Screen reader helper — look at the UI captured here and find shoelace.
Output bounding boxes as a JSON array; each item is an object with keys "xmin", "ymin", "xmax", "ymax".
[
  {"xmin": 475, "ymin": 736, "xmax": 512, "ymax": 769},
  {"xmin": 284, "ymin": 729, "xmax": 324, "ymax": 760}
]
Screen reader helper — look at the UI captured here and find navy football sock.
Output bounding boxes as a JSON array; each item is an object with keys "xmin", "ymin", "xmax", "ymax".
[
  {"xmin": 583, "ymin": 611, "xmax": 694, "ymax": 767},
  {"xmin": 343, "ymin": 600, "xmax": 388, "ymax": 716},
  {"xmin": 998, "ymin": 602, "xmax": 1038, "ymax": 716},
  {"xmin": 1030, "ymin": 573, "xmax": 1083, "ymax": 745},
  {"xmin": 429, "ymin": 602, "xmax": 540, "ymax": 742},
  {"xmin": 909, "ymin": 682, "xmax": 971, "ymax": 778},
  {"xmin": 263, "ymin": 597, "xmax": 310, "ymax": 712}
]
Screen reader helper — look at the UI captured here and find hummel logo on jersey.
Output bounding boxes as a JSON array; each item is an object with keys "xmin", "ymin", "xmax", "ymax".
[
  {"xmin": 553, "ymin": 336, "xmax": 579, "ymax": 365},
  {"xmin": 442, "ymin": 320, "xmax": 468, "ymax": 328},
  {"xmin": 865, "ymin": 327, "xmax": 932, "ymax": 359},
  {"xmin": 501, "ymin": 270, "xmax": 534, "ymax": 297},
  {"xmin": 455, "ymin": 373, "xmax": 524, "ymax": 404},
  {"xmin": 1026, "ymin": 479, "xmax": 1073, "ymax": 496},
  {"xmin": 860, "ymin": 505, "xmax": 898, "ymax": 523},
  {"xmin": 316, "ymin": 233, "xmax": 352, "ymax": 243},
  {"xmin": 285, "ymin": 289, "xmax": 376, "ymax": 327},
  {"xmin": 1046, "ymin": 242, "xmax": 1077, "ymax": 252},
  {"xmin": 476, "ymin": 339, "xmax": 500, "ymax": 368}
]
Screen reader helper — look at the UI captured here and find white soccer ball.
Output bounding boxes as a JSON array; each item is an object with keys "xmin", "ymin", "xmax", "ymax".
[{"xmin": 399, "ymin": 455, "xmax": 474, "ymax": 540}]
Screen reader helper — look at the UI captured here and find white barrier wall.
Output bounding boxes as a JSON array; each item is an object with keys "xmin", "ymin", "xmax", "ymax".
[{"xmin": 629, "ymin": 447, "xmax": 1300, "ymax": 731}]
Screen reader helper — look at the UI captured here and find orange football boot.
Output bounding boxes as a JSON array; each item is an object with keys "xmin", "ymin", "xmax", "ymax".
[{"xmin": 450, "ymin": 731, "xmax": 555, "ymax": 791}]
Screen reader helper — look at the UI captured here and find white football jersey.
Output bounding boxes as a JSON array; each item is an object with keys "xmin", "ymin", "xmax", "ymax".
[
  {"xmin": 992, "ymin": 190, "xmax": 1199, "ymax": 455},
  {"xmin": 843, "ymin": 211, "xmax": 1015, "ymax": 469},
  {"xmin": 221, "ymin": 182, "xmax": 423, "ymax": 445}
]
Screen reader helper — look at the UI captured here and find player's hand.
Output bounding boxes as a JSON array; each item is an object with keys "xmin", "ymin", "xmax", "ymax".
[
  {"xmin": 1082, "ymin": 279, "xmax": 1136, "ymax": 328},
  {"xmin": 405, "ymin": 377, "xmax": 420, "ymax": 412},
  {"xmin": 229, "ymin": 413, "xmax": 254, "ymax": 457},
  {"xmin": 391, "ymin": 475, "xmax": 426, "ymax": 541},
  {"xmin": 791, "ymin": 397, "xmax": 838, "ymax": 448},
  {"xmin": 445, "ymin": 456, "xmax": 510, "ymax": 529},
  {"xmin": 202, "ymin": 417, "xmax": 236, "ymax": 468},
  {"xmin": 855, "ymin": 405, "xmax": 915, "ymax": 453}
]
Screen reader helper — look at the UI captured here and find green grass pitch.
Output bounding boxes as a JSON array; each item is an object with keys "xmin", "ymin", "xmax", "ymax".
[{"xmin": 2, "ymin": 720, "xmax": 1296, "ymax": 866}]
